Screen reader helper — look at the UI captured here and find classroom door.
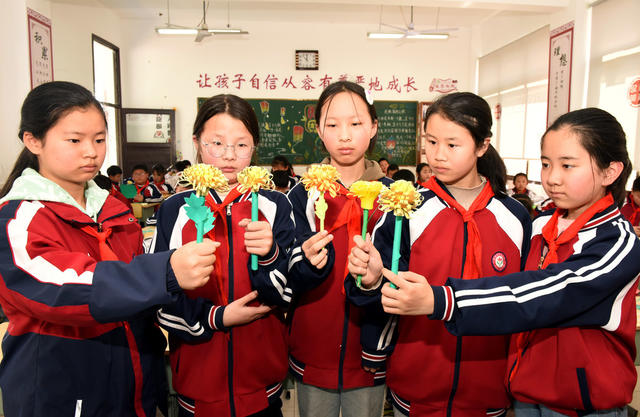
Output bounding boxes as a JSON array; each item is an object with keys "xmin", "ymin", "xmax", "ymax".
[{"xmin": 121, "ymin": 108, "xmax": 176, "ymax": 176}]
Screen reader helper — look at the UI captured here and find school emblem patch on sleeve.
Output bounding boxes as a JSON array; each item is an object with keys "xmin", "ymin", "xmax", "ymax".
[{"xmin": 491, "ymin": 252, "xmax": 507, "ymax": 272}]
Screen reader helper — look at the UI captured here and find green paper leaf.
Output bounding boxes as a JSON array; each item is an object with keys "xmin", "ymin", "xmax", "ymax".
[{"xmin": 184, "ymin": 193, "xmax": 215, "ymax": 233}]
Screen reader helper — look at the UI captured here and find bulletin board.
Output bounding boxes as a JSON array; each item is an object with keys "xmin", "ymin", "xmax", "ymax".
[{"xmin": 197, "ymin": 97, "xmax": 418, "ymax": 165}]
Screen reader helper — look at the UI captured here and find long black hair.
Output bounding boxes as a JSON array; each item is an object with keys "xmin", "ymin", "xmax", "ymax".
[
  {"xmin": 315, "ymin": 81, "xmax": 378, "ymax": 154},
  {"xmin": 544, "ymin": 108, "xmax": 632, "ymax": 207},
  {"xmin": 423, "ymin": 92, "xmax": 506, "ymax": 195},
  {"xmin": 1, "ymin": 81, "xmax": 107, "ymax": 198}
]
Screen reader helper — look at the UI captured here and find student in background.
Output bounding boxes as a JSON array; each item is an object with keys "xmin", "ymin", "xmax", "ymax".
[
  {"xmin": 621, "ymin": 176, "xmax": 640, "ymax": 236},
  {"xmin": 512, "ymin": 193, "xmax": 536, "ymax": 219},
  {"xmin": 287, "ymin": 81, "xmax": 388, "ymax": 417},
  {"xmin": 508, "ymin": 172, "xmax": 544, "ymax": 206},
  {"xmin": 391, "ymin": 169, "xmax": 415, "ymax": 184},
  {"xmin": 124, "ymin": 163, "xmax": 150, "ymax": 202},
  {"xmin": 93, "ymin": 174, "xmax": 133, "ymax": 212},
  {"xmin": 0, "ymin": 81, "xmax": 218, "ymax": 417},
  {"xmin": 106, "ymin": 164, "xmax": 122, "ymax": 192},
  {"xmin": 151, "ymin": 94, "xmax": 294, "ymax": 417},
  {"xmin": 173, "ymin": 160, "xmax": 193, "ymax": 193},
  {"xmin": 144, "ymin": 163, "xmax": 174, "ymax": 202},
  {"xmin": 415, "ymin": 162, "xmax": 433, "ymax": 186},
  {"xmin": 272, "ymin": 170, "xmax": 291, "ymax": 193},
  {"xmin": 378, "ymin": 157, "xmax": 390, "ymax": 177},
  {"xmin": 386, "ymin": 163, "xmax": 399, "ymax": 179},
  {"xmin": 271, "ymin": 155, "xmax": 298, "ymax": 189},
  {"xmin": 376, "ymin": 108, "xmax": 639, "ymax": 417},
  {"xmin": 347, "ymin": 92, "xmax": 531, "ymax": 417}
]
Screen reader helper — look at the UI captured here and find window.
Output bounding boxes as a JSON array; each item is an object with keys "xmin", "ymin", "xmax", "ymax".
[
  {"xmin": 478, "ymin": 27, "xmax": 549, "ymax": 180},
  {"xmin": 587, "ymin": 0, "xmax": 640, "ymax": 188},
  {"xmin": 92, "ymin": 35, "xmax": 121, "ymax": 174}
]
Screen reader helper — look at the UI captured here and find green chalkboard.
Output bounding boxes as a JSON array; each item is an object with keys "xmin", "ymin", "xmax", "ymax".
[
  {"xmin": 247, "ymin": 99, "xmax": 323, "ymax": 165},
  {"xmin": 370, "ymin": 101, "xmax": 418, "ymax": 165},
  {"xmin": 197, "ymin": 97, "xmax": 417, "ymax": 165}
]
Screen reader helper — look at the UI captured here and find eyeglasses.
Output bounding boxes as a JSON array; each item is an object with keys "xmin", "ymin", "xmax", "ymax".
[{"xmin": 201, "ymin": 140, "xmax": 254, "ymax": 159}]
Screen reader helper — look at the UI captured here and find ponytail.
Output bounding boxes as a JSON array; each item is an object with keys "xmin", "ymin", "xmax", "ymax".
[
  {"xmin": 477, "ymin": 144, "xmax": 507, "ymax": 195},
  {"xmin": 0, "ymin": 149, "xmax": 39, "ymax": 198}
]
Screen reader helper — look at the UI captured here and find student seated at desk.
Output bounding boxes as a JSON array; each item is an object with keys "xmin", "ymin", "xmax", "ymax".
[
  {"xmin": 93, "ymin": 174, "xmax": 133, "ymax": 213},
  {"xmin": 106, "ymin": 165, "xmax": 122, "ymax": 192},
  {"xmin": 123, "ymin": 164, "xmax": 150, "ymax": 203},
  {"xmin": 144, "ymin": 163, "xmax": 174, "ymax": 203}
]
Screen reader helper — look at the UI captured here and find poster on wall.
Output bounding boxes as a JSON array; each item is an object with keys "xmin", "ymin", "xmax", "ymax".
[
  {"xmin": 546, "ymin": 21, "xmax": 573, "ymax": 127},
  {"xmin": 27, "ymin": 8, "xmax": 53, "ymax": 89}
]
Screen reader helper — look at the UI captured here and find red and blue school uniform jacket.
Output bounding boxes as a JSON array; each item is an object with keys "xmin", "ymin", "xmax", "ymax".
[
  {"xmin": 346, "ymin": 180, "xmax": 532, "ymax": 417},
  {"xmin": 287, "ymin": 176, "xmax": 388, "ymax": 390},
  {"xmin": 0, "ymin": 196, "xmax": 183, "ymax": 417},
  {"xmin": 150, "ymin": 187, "xmax": 295, "ymax": 417},
  {"xmin": 143, "ymin": 181, "xmax": 174, "ymax": 202},
  {"xmin": 620, "ymin": 194, "xmax": 640, "ymax": 226},
  {"xmin": 430, "ymin": 203, "xmax": 640, "ymax": 416}
]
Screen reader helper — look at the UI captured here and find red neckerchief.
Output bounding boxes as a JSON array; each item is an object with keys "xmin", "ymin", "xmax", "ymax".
[
  {"xmin": 204, "ymin": 186, "xmax": 244, "ymax": 305},
  {"xmin": 510, "ymin": 193, "xmax": 614, "ymax": 383},
  {"xmin": 79, "ymin": 225, "xmax": 119, "ymax": 261},
  {"xmin": 425, "ymin": 176, "xmax": 494, "ymax": 279},
  {"xmin": 324, "ymin": 184, "xmax": 365, "ymax": 292},
  {"xmin": 626, "ymin": 194, "xmax": 640, "ymax": 225},
  {"xmin": 135, "ymin": 180, "xmax": 149, "ymax": 194},
  {"xmin": 539, "ymin": 193, "xmax": 614, "ymax": 269}
]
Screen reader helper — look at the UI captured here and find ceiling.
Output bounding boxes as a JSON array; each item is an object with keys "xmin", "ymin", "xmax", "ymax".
[{"xmin": 50, "ymin": 0, "xmax": 566, "ymax": 29}]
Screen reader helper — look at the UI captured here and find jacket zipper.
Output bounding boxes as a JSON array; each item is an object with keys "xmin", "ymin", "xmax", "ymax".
[
  {"xmin": 446, "ymin": 223, "xmax": 469, "ymax": 417},
  {"xmin": 338, "ymin": 300, "xmax": 350, "ymax": 390},
  {"xmin": 226, "ymin": 203, "xmax": 237, "ymax": 417}
]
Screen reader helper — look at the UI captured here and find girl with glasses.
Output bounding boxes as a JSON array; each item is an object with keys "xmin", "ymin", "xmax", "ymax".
[{"xmin": 150, "ymin": 94, "xmax": 295, "ymax": 416}]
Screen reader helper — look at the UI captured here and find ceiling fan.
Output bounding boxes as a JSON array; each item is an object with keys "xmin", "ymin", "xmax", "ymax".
[
  {"xmin": 368, "ymin": 6, "xmax": 458, "ymax": 40},
  {"xmin": 155, "ymin": 0, "xmax": 248, "ymax": 42}
]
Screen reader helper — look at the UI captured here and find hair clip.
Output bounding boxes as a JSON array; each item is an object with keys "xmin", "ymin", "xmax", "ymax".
[{"xmin": 365, "ymin": 89, "xmax": 374, "ymax": 105}]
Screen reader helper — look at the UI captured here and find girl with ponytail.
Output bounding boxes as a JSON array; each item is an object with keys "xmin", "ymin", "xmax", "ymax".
[{"xmin": 345, "ymin": 92, "xmax": 532, "ymax": 417}]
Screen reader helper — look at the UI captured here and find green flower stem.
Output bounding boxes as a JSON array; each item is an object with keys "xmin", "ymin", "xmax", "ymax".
[
  {"xmin": 356, "ymin": 208, "xmax": 369, "ymax": 288},
  {"xmin": 196, "ymin": 220, "xmax": 204, "ymax": 243},
  {"xmin": 390, "ymin": 215, "xmax": 403, "ymax": 289},
  {"xmin": 251, "ymin": 191, "xmax": 258, "ymax": 271}
]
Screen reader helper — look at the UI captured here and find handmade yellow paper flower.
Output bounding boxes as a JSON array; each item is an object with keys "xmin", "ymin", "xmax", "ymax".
[
  {"xmin": 182, "ymin": 163, "xmax": 229, "ymax": 196},
  {"xmin": 237, "ymin": 166, "xmax": 274, "ymax": 193},
  {"xmin": 349, "ymin": 181, "xmax": 385, "ymax": 210},
  {"xmin": 378, "ymin": 180, "xmax": 423, "ymax": 218},
  {"xmin": 301, "ymin": 164, "xmax": 341, "ymax": 198}
]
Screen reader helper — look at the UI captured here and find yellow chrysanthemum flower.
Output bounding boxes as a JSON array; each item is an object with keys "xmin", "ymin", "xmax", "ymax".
[
  {"xmin": 378, "ymin": 180, "xmax": 423, "ymax": 218},
  {"xmin": 349, "ymin": 181, "xmax": 385, "ymax": 210},
  {"xmin": 182, "ymin": 163, "xmax": 230, "ymax": 197},
  {"xmin": 301, "ymin": 164, "xmax": 341, "ymax": 198},
  {"xmin": 237, "ymin": 166, "xmax": 275, "ymax": 193}
]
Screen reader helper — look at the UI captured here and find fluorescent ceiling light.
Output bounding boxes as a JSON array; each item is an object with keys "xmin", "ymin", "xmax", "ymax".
[
  {"xmin": 368, "ymin": 32, "xmax": 448, "ymax": 40},
  {"xmin": 156, "ymin": 27, "xmax": 197, "ymax": 35},
  {"xmin": 156, "ymin": 27, "xmax": 248, "ymax": 35},
  {"xmin": 602, "ymin": 45, "xmax": 640, "ymax": 63},
  {"xmin": 367, "ymin": 32, "xmax": 404, "ymax": 39},
  {"xmin": 407, "ymin": 33, "xmax": 448, "ymax": 40}
]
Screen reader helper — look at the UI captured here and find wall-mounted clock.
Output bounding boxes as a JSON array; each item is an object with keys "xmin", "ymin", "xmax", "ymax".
[{"xmin": 295, "ymin": 50, "xmax": 319, "ymax": 70}]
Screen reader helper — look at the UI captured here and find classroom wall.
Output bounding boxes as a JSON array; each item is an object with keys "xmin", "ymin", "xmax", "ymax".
[
  {"xmin": 119, "ymin": 11, "xmax": 474, "ymax": 164},
  {"xmin": 475, "ymin": 0, "xmax": 589, "ymax": 110},
  {"xmin": 0, "ymin": 0, "xmax": 31, "ymax": 186},
  {"xmin": 0, "ymin": 1, "xmax": 596, "ymax": 182}
]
